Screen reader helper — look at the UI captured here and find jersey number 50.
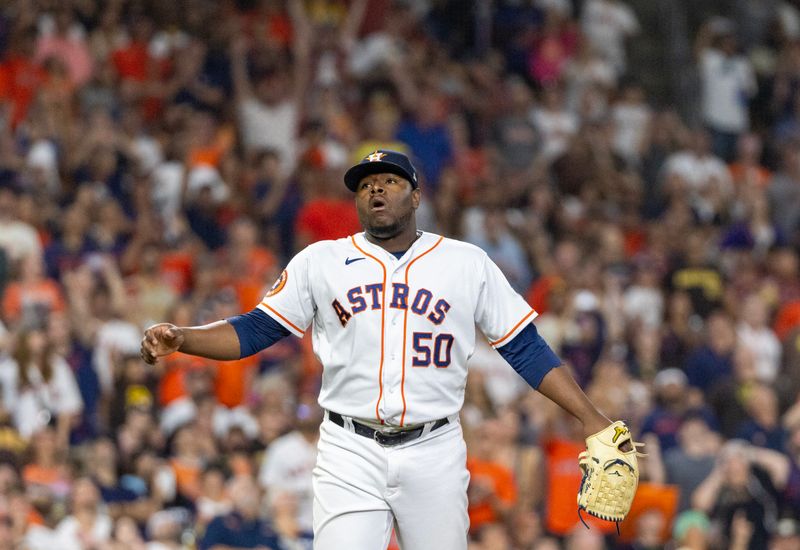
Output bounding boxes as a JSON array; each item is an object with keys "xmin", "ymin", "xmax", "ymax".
[{"xmin": 412, "ymin": 332, "xmax": 454, "ymax": 368}]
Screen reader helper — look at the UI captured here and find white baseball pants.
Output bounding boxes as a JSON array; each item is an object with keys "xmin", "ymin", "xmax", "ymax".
[{"xmin": 312, "ymin": 416, "xmax": 469, "ymax": 550}]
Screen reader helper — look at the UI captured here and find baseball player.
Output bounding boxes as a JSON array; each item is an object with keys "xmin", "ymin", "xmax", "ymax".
[{"xmin": 141, "ymin": 150, "xmax": 637, "ymax": 549}]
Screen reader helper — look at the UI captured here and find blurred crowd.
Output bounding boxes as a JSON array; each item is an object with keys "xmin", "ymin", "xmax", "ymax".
[{"xmin": 0, "ymin": 0, "xmax": 799, "ymax": 549}]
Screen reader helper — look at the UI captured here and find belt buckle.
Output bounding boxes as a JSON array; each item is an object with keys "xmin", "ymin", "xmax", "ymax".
[{"xmin": 373, "ymin": 429, "xmax": 401, "ymax": 447}]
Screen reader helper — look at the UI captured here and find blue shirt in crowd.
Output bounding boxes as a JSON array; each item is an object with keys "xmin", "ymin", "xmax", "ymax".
[{"xmin": 199, "ymin": 512, "xmax": 284, "ymax": 550}]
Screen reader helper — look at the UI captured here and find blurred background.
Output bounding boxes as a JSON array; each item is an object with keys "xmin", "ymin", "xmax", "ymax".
[{"xmin": 0, "ymin": 0, "xmax": 799, "ymax": 548}]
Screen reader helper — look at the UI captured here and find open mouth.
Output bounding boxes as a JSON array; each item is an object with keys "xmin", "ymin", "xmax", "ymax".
[{"xmin": 370, "ymin": 198, "xmax": 386, "ymax": 212}]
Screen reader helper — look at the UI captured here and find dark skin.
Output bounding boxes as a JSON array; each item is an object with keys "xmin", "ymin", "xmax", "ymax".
[
  {"xmin": 140, "ymin": 171, "xmax": 611, "ymax": 438},
  {"xmin": 355, "ymin": 172, "xmax": 421, "ymax": 251}
]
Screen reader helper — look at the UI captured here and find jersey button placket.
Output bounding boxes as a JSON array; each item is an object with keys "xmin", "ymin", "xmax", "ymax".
[{"xmin": 384, "ymin": 269, "xmax": 406, "ymax": 423}]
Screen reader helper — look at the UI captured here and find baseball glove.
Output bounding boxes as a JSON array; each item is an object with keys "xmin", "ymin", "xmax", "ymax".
[{"xmin": 577, "ymin": 421, "xmax": 644, "ymax": 525}]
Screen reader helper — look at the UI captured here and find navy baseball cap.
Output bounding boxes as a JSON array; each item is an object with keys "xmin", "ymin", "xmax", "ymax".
[{"xmin": 344, "ymin": 149, "xmax": 419, "ymax": 192}]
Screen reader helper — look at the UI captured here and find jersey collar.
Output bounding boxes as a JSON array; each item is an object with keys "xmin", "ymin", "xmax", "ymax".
[{"xmin": 353, "ymin": 231, "xmax": 439, "ymax": 267}]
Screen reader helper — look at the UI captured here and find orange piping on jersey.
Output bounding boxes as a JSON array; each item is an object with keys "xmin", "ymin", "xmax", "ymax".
[
  {"xmin": 351, "ymin": 235, "xmax": 388, "ymax": 423},
  {"xmin": 400, "ymin": 236, "xmax": 444, "ymax": 426},
  {"xmin": 490, "ymin": 309, "xmax": 537, "ymax": 347},
  {"xmin": 260, "ymin": 302, "xmax": 305, "ymax": 335}
]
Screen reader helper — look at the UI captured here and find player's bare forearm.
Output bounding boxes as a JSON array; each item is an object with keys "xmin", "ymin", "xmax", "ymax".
[
  {"xmin": 141, "ymin": 320, "xmax": 241, "ymax": 364},
  {"xmin": 178, "ymin": 321, "xmax": 241, "ymax": 360},
  {"xmin": 537, "ymin": 366, "xmax": 610, "ymax": 438}
]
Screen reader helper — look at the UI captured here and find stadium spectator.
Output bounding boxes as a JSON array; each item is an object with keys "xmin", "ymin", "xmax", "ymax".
[
  {"xmin": 50, "ymin": 477, "xmax": 113, "ymax": 549},
  {"xmin": 0, "ymin": 186, "xmax": 42, "ymax": 268},
  {"xmin": 663, "ymin": 413, "xmax": 721, "ymax": 513},
  {"xmin": 258, "ymin": 398, "xmax": 319, "ymax": 535},
  {"xmin": 692, "ymin": 440, "xmax": 778, "ymax": 550},
  {"xmin": 580, "ymin": 0, "xmax": 639, "ymax": 75},
  {"xmin": 229, "ymin": 1, "xmax": 310, "ymax": 178},
  {"xmin": 695, "ymin": 18, "xmax": 757, "ymax": 161},
  {"xmin": 466, "ymin": 418, "xmax": 518, "ymax": 534},
  {"xmin": 199, "ymin": 474, "xmax": 283, "ymax": 550}
]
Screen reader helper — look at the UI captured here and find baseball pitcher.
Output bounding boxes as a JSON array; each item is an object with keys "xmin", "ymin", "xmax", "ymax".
[{"xmin": 141, "ymin": 150, "xmax": 641, "ymax": 549}]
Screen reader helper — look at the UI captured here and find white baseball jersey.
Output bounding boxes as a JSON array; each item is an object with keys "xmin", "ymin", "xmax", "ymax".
[{"xmin": 257, "ymin": 231, "xmax": 536, "ymax": 426}]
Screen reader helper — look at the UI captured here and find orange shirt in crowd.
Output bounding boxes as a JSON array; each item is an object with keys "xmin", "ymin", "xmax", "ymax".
[
  {"xmin": 159, "ymin": 251, "xmax": 195, "ymax": 295},
  {"xmin": 466, "ymin": 457, "xmax": 518, "ymax": 533},
  {"xmin": 774, "ymin": 300, "xmax": 800, "ymax": 341},
  {"xmin": 111, "ymin": 41, "xmax": 170, "ymax": 119},
  {"xmin": 623, "ymin": 227, "xmax": 647, "ymax": 257},
  {"xmin": 26, "ymin": 508, "xmax": 45, "ymax": 527},
  {"xmin": 22, "ymin": 463, "xmax": 72, "ymax": 501},
  {"xmin": 216, "ymin": 248, "xmax": 278, "ymax": 352},
  {"xmin": 22, "ymin": 464, "xmax": 64, "ymax": 487},
  {"xmin": 212, "ymin": 355, "xmax": 258, "ymax": 409},
  {"xmin": 170, "ymin": 458, "xmax": 202, "ymax": 501},
  {"xmin": 239, "ymin": 247, "xmax": 276, "ymax": 283},
  {"xmin": 543, "ymin": 437, "xmax": 613, "ymax": 535},
  {"xmin": 158, "ymin": 353, "xmax": 258, "ymax": 410},
  {"xmin": 729, "ymin": 163, "xmax": 771, "ymax": 189},
  {"xmin": 525, "ymin": 275, "xmax": 565, "ymax": 316},
  {"xmin": 222, "ymin": 246, "xmax": 277, "ymax": 310},
  {"xmin": 188, "ymin": 145, "xmax": 224, "ymax": 169},
  {"xmin": 617, "ymin": 482, "xmax": 679, "ymax": 544},
  {"xmin": 158, "ymin": 354, "xmax": 207, "ymax": 407},
  {"xmin": 188, "ymin": 127, "xmax": 236, "ymax": 168},
  {"xmin": 1, "ymin": 279, "xmax": 66, "ymax": 324},
  {"xmin": 295, "ymin": 198, "xmax": 361, "ymax": 244},
  {"xmin": 233, "ymin": 279, "xmax": 266, "ymax": 312}
]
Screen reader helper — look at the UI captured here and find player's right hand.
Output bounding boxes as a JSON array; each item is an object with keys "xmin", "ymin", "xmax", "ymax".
[{"xmin": 140, "ymin": 323, "xmax": 185, "ymax": 365}]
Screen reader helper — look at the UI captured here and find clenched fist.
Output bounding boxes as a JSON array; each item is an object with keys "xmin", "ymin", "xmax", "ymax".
[{"xmin": 140, "ymin": 323, "xmax": 185, "ymax": 365}]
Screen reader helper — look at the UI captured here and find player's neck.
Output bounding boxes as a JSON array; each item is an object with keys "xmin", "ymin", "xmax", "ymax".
[{"xmin": 364, "ymin": 224, "xmax": 421, "ymax": 253}]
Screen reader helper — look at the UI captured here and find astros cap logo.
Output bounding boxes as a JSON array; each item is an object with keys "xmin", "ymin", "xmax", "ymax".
[{"xmin": 344, "ymin": 149, "xmax": 419, "ymax": 191}]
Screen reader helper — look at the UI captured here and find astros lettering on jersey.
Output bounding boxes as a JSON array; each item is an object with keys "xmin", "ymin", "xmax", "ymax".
[{"xmin": 258, "ymin": 231, "xmax": 536, "ymax": 427}]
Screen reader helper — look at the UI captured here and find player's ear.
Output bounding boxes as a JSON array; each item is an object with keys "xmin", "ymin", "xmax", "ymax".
[{"xmin": 411, "ymin": 188, "xmax": 421, "ymax": 209}]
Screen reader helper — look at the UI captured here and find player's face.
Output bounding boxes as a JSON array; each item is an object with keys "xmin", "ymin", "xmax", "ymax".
[{"xmin": 354, "ymin": 172, "xmax": 420, "ymax": 239}]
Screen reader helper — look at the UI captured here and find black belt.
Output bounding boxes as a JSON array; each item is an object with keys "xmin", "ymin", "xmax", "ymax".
[{"xmin": 327, "ymin": 411, "xmax": 449, "ymax": 447}]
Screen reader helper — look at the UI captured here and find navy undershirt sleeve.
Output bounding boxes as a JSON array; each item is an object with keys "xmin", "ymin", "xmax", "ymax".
[
  {"xmin": 496, "ymin": 322, "xmax": 561, "ymax": 389},
  {"xmin": 227, "ymin": 308, "xmax": 291, "ymax": 358}
]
